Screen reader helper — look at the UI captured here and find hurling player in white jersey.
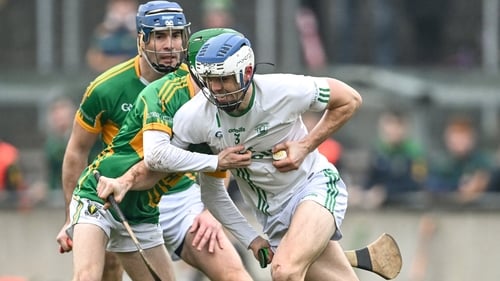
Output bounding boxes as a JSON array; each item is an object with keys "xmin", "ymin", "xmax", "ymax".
[
  {"xmin": 96, "ymin": 32, "xmax": 363, "ymax": 280},
  {"xmin": 169, "ymin": 33, "xmax": 363, "ymax": 281}
]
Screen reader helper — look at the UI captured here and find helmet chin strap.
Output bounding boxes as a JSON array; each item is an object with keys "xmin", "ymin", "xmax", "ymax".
[
  {"xmin": 220, "ymin": 104, "xmax": 240, "ymax": 113},
  {"xmin": 218, "ymin": 93, "xmax": 245, "ymax": 112},
  {"xmin": 216, "ymin": 66, "xmax": 256, "ymax": 113},
  {"xmin": 151, "ymin": 62, "xmax": 178, "ymax": 74},
  {"xmin": 218, "ymin": 85, "xmax": 250, "ymax": 113},
  {"xmin": 141, "ymin": 48, "xmax": 180, "ymax": 74}
]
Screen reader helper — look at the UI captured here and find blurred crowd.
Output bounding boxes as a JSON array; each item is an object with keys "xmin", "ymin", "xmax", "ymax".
[
  {"xmin": 4, "ymin": 106, "xmax": 499, "ymax": 213},
  {"xmin": 0, "ymin": 0, "xmax": 486, "ymax": 72},
  {"xmin": 348, "ymin": 110, "xmax": 499, "ymax": 211},
  {"xmin": 0, "ymin": 1, "xmax": 496, "ymax": 281},
  {"xmin": 296, "ymin": 0, "xmax": 478, "ymax": 70},
  {"xmin": 0, "ymin": 0, "xmax": 496, "ymax": 212}
]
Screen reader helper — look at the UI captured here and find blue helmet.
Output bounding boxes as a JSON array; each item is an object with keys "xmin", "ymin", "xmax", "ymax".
[
  {"xmin": 187, "ymin": 28, "xmax": 242, "ymax": 68},
  {"xmin": 136, "ymin": 1, "xmax": 191, "ymax": 73},
  {"xmin": 136, "ymin": 1, "xmax": 190, "ymax": 42},
  {"xmin": 194, "ymin": 33, "xmax": 255, "ymax": 112}
]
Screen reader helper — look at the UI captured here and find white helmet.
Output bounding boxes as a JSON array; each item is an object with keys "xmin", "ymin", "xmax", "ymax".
[{"xmin": 194, "ymin": 33, "xmax": 255, "ymax": 112}]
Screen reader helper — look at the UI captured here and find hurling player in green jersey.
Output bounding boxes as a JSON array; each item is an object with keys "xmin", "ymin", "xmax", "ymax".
[
  {"xmin": 94, "ymin": 30, "xmax": 273, "ymax": 273},
  {"xmin": 61, "ymin": 8, "xmax": 257, "ymax": 280},
  {"xmin": 57, "ymin": 2, "xmax": 254, "ymax": 281},
  {"xmin": 58, "ymin": 3, "xmax": 190, "ymax": 280}
]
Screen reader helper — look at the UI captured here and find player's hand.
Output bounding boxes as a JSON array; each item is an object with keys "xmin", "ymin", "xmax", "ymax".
[
  {"xmin": 248, "ymin": 236, "xmax": 273, "ymax": 266},
  {"xmin": 56, "ymin": 221, "xmax": 73, "ymax": 254},
  {"xmin": 272, "ymin": 141, "xmax": 308, "ymax": 172},
  {"xmin": 189, "ymin": 209, "xmax": 225, "ymax": 253},
  {"xmin": 217, "ymin": 145, "xmax": 252, "ymax": 170},
  {"xmin": 96, "ymin": 174, "xmax": 130, "ymax": 208}
]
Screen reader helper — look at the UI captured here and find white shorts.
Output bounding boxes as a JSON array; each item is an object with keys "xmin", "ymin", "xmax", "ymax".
[
  {"xmin": 67, "ymin": 196, "xmax": 164, "ymax": 253},
  {"xmin": 256, "ymin": 169, "xmax": 348, "ymax": 250},
  {"xmin": 158, "ymin": 184, "xmax": 204, "ymax": 261}
]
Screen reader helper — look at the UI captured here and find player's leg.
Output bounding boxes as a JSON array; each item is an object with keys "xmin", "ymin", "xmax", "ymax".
[
  {"xmin": 117, "ymin": 244, "xmax": 176, "ymax": 281},
  {"xmin": 68, "ymin": 198, "xmax": 111, "ymax": 281},
  {"xmin": 180, "ymin": 227, "xmax": 253, "ymax": 281},
  {"xmin": 111, "ymin": 220, "xmax": 176, "ymax": 281},
  {"xmin": 71, "ymin": 223, "xmax": 108, "ymax": 281},
  {"xmin": 269, "ymin": 168, "xmax": 358, "ymax": 281},
  {"xmin": 270, "ymin": 200, "xmax": 335, "ymax": 281},
  {"xmin": 159, "ymin": 186, "xmax": 253, "ymax": 281},
  {"xmin": 305, "ymin": 240, "xmax": 358, "ymax": 281},
  {"xmin": 271, "ymin": 201, "xmax": 358, "ymax": 281},
  {"xmin": 101, "ymin": 251, "xmax": 124, "ymax": 281}
]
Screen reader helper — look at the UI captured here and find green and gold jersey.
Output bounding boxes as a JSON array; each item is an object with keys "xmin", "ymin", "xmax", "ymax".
[
  {"xmin": 76, "ymin": 56, "xmax": 145, "ymax": 146},
  {"xmin": 74, "ymin": 66, "xmax": 198, "ymax": 225}
]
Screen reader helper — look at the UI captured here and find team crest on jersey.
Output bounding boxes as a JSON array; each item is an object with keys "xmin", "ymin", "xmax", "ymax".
[
  {"xmin": 255, "ymin": 122, "xmax": 270, "ymax": 136},
  {"xmin": 215, "ymin": 131, "xmax": 223, "ymax": 138}
]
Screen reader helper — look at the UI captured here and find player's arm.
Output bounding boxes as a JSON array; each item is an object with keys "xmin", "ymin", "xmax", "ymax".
[
  {"xmin": 95, "ymin": 160, "xmax": 166, "ymax": 203},
  {"xmin": 57, "ymin": 120, "xmax": 98, "ymax": 253},
  {"xmin": 96, "ymin": 132, "xmax": 252, "ymax": 203},
  {"xmin": 198, "ymin": 172, "xmax": 263, "ymax": 250},
  {"xmin": 143, "ymin": 130, "xmax": 251, "ymax": 172},
  {"xmin": 273, "ymin": 78, "xmax": 362, "ymax": 172},
  {"xmin": 458, "ymin": 169, "xmax": 491, "ymax": 202},
  {"xmin": 302, "ymin": 77, "xmax": 362, "ymax": 153},
  {"xmin": 61, "ymin": 121, "xmax": 99, "ymax": 220}
]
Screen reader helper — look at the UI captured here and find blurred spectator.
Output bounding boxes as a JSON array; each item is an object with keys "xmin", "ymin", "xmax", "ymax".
[
  {"xmin": 408, "ymin": 115, "xmax": 492, "ymax": 281},
  {"xmin": 200, "ymin": 0, "xmax": 254, "ymax": 53},
  {"xmin": 0, "ymin": 139, "xmax": 29, "ymax": 210},
  {"xmin": 301, "ymin": 111, "xmax": 343, "ymax": 166},
  {"xmin": 202, "ymin": 0, "xmax": 234, "ymax": 28},
  {"xmin": 360, "ymin": 110, "xmax": 426, "ymax": 209},
  {"xmin": 201, "ymin": 0, "xmax": 250, "ymax": 41},
  {"xmin": 86, "ymin": 0, "xmax": 138, "ymax": 73},
  {"xmin": 295, "ymin": 0, "xmax": 327, "ymax": 71},
  {"xmin": 425, "ymin": 115, "xmax": 492, "ymax": 205},
  {"xmin": 42, "ymin": 96, "xmax": 77, "ymax": 207}
]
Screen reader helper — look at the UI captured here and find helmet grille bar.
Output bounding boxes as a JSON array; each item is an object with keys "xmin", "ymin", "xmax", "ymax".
[
  {"xmin": 146, "ymin": 7, "xmax": 183, "ymax": 15},
  {"xmin": 216, "ymin": 44, "xmax": 231, "ymax": 58}
]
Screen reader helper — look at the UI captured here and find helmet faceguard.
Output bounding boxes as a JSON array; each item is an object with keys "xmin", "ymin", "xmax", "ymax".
[
  {"xmin": 193, "ymin": 33, "xmax": 255, "ymax": 112},
  {"xmin": 186, "ymin": 28, "xmax": 242, "ymax": 94},
  {"xmin": 136, "ymin": 1, "xmax": 191, "ymax": 74}
]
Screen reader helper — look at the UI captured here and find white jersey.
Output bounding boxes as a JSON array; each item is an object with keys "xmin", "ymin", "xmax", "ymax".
[{"xmin": 172, "ymin": 73, "xmax": 338, "ymax": 217}]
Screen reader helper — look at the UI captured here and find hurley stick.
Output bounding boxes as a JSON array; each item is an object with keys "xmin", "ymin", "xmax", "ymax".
[
  {"xmin": 259, "ymin": 233, "xmax": 402, "ymax": 280},
  {"xmin": 345, "ymin": 233, "xmax": 402, "ymax": 280},
  {"xmin": 94, "ymin": 171, "xmax": 162, "ymax": 281}
]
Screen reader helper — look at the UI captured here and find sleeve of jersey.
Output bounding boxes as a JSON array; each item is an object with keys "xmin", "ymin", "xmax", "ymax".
[
  {"xmin": 76, "ymin": 84, "xmax": 105, "ymax": 134},
  {"xmin": 198, "ymin": 172, "xmax": 260, "ymax": 248},
  {"xmin": 143, "ymin": 130, "xmax": 218, "ymax": 172},
  {"xmin": 308, "ymin": 77, "xmax": 331, "ymax": 112}
]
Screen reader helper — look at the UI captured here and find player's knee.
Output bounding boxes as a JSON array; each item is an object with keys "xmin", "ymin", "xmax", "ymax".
[
  {"xmin": 101, "ymin": 269, "xmax": 123, "ymax": 281},
  {"xmin": 104, "ymin": 252, "xmax": 122, "ymax": 267},
  {"xmin": 219, "ymin": 269, "xmax": 252, "ymax": 281},
  {"xmin": 102, "ymin": 253, "xmax": 124, "ymax": 281},
  {"xmin": 207, "ymin": 263, "xmax": 252, "ymax": 281},
  {"xmin": 73, "ymin": 271, "xmax": 101, "ymax": 281},
  {"xmin": 271, "ymin": 263, "xmax": 303, "ymax": 281}
]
